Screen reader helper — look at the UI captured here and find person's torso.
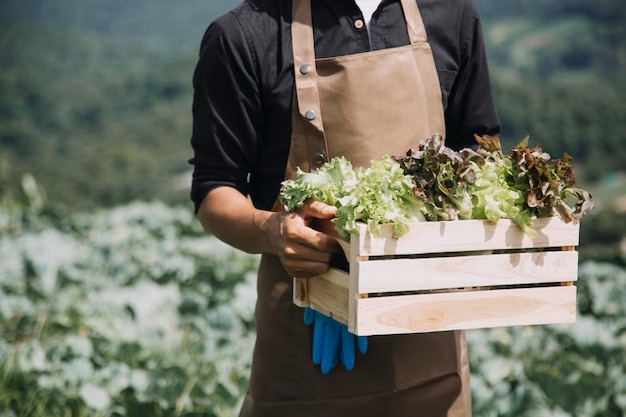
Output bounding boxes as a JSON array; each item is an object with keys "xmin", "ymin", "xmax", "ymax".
[{"xmin": 224, "ymin": 0, "xmax": 478, "ymax": 208}]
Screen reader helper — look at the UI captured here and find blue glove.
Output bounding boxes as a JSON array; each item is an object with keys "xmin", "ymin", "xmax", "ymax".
[{"xmin": 304, "ymin": 307, "xmax": 368, "ymax": 374}]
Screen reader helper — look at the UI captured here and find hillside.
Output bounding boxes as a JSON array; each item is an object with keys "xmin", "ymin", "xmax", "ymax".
[
  {"xmin": 476, "ymin": 0, "xmax": 626, "ymax": 175},
  {"xmin": 0, "ymin": 0, "xmax": 240, "ymax": 50},
  {"xmin": 476, "ymin": 0, "xmax": 625, "ymax": 80},
  {"xmin": 0, "ymin": 0, "xmax": 624, "ymax": 209},
  {"xmin": 0, "ymin": 0, "xmax": 239, "ymax": 208}
]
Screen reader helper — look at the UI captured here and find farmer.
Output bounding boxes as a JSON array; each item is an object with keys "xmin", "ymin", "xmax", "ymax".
[{"xmin": 189, "ymin": 0, "xmax": 500, "ymax": 415}]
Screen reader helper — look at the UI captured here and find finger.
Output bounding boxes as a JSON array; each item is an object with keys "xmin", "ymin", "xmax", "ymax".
[
  {"xmin": 282, "ymin": 259, "xmax": 331, "ymax": 279},
  {"xmin": 340, "ymin": 326, "xmax": 355, "ymax": 370},
  {"xmin": 357, "ymin": 335, "xmax": 368, "ymax": 355},
  {"xmin": 321, "ymin": 319, "xmax": 341, "ymax": 374},
  {"xmin": 280, "ymin": 211, "xmax": 335, "ymax": 246},
  {"xmin": 303, "ymin": 307, "xmax": 315, "ymax": 325},
  {"xmin": 282, "ymin": 241, "xmax": 335, "ymax": 263},
  {"xmin": 299, "ymin": 199, "xmax": 337, "ymax": 219},
  {"xmin": 282, "ymin": 224, "xmax": 340, "ymax": 254},
  {"xmin": 312, "ymin": 315, "xmax": 326, "ymax": 365}
]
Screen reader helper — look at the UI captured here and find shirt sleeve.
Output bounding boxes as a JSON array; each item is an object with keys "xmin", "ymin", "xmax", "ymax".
[
  {"xmin": 444, "ymin": 10, "xmax": 500, "ymax": 150},
  {"xmin": 189, "ymin": 12, "xmax": 263, "ymax": 212}
]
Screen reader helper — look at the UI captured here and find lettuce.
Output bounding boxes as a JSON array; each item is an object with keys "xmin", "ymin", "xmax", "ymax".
[
  {"xmin": 462, "ymin": 135, "xmax": 535, "ymax": 237},
  {"xmin": 395, "ymin": 134, "xmax": 475, "ymax": 221},
  {"xmin": 396, "ymin": 134, "xmax": 592, "ymax": 238},
  {"xmin": 509, "ymin": 136, "xmax": 595, "ymax": 224},
  {"xmin": 468, "ymin": 156, "xmax": 536, "ymax": 238},
  {"xmin": 279, "ymin": 155, "xmax": 424, "ymax": 238},
  {"xmin": 334, "ymin": 156, "xmax": 425, "ymax": 238},
  {"xmin": 279, "ymin": 157, "xmax": 357, "ymax": 212}
]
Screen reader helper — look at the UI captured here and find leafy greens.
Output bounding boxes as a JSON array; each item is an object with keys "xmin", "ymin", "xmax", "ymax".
[
  {"xmin": 280, "ymin": 155, "xmax": 424, "ymax": 238},
  {"xmin": 279, "ymin": 134, "xmax": 594, "ymax": 239}
]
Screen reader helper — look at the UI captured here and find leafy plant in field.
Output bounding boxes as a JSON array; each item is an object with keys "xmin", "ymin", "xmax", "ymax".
[
  {"xmin": 0, "ymin": 199, "xmax": 259, "ymax": 417},
  {"xmin": 1, "ymin": 179, "xmax": 624, "ymax": 416},
  {"xmin": 468, "ymin": 261, "xmax": 626, "ymax": 416}
]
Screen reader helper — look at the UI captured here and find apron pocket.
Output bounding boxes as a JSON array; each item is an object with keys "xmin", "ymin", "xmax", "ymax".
[
  {"xmin": 293, "ymin": 308, "xmax": 395, "ymax": 397},
  {"xmin": 390, "ymin": 331, "xmax": 461, "ymax": 391},
  {"xmin": 293, "ymin": 311, "xmax": 462, "ymax": 396}
]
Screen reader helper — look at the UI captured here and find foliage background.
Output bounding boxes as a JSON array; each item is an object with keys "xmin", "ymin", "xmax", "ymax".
[{"xmin": 0, "ymin": 0, "xmax": 625, "ymax": 416}]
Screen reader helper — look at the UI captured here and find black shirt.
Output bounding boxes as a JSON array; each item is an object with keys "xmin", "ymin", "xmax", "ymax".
[{"xmin": 190, "ymin": 0, "xmax": 500, "ymax": 212}]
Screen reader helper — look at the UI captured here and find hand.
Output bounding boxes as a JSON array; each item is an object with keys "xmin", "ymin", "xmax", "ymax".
[
  {"xmin": 264, "ymin": 200, "xmax": 340, "ymax": 278},
  {"xmin": 304, "ymin": 307, "xmax": 368, "ymax": 374}
]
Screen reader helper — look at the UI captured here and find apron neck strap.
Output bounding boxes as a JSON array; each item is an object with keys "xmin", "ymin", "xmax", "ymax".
[
  {"xmin": 291, "ymin": 0, "xmax": 327, "ymax": 140},
  {"xmin": 399, "ymin": 0, "xmax": 428, "ymax": 43},
  {"xmin": 292, "ymin": 0, "xmax": 315, "ymax": 73}
]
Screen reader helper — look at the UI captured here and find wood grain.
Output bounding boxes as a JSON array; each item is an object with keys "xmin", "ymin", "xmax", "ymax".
[
  {"xmin": 352, "ymin": 218, "xmax": 580, "ymax": 256},
  {"xmin": 353, "ymin": 286, "xmax": 577, "ymax": 335},
  {"xmin": 355, "ymin": 250, "xmax": 579, "ymax": 293}
]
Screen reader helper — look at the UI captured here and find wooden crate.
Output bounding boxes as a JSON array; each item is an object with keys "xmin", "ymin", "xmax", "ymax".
[{"xmin": 293, "ymin": 217, "xmax": 580, "ymax": 336}]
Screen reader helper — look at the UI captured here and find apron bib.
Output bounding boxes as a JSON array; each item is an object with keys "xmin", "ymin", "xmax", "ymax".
[
  {"xmin": 243, "ymin": 1, "xmax": 470, "ymax": 415},
  {"xmin": 285, "ymin": 0, "xmax": 445, "ymax": 175}
]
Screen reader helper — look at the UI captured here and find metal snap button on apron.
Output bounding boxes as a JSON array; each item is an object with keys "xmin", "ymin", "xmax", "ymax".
[
  {"xmin": 305, "ymin": 109, "xmax": 317, "ymax": 120},
  {"xmin": 354, "ymin": 19, "xmax": 365, "ymax": 29},
  {"xmin": 300, "ymin": 64, "xmax": 311, "ymax": 75}
]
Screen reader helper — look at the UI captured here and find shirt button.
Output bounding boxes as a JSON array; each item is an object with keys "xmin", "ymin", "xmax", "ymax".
[
  {"xmin": 305, "ymin": 109, "xmax": 317, "ymax": 120},
  {"xmin": 354, "ymin": 19, "xmax": 365, "ymax": 29},
  {"xmin": 300, "ymin": 64, "xmax": 311, "ymax": 75},
  {"xmin": 313, "ymin": 153, "xmax": 326, "ymax": 165}
]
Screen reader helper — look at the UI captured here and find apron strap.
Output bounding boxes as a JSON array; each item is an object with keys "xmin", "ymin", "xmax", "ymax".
[
  {"xmin": 291, "ymin": 0, "xmax": 326, "ymax": 139},
  {"xmin": 400, "ymin": 0, "xmax": 428, "ymax": 43}
]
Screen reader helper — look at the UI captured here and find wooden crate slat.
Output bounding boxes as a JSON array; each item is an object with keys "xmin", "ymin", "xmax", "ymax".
[
  {"xmin": 353, "ymin": 217, "xmax": 580, "ymax": 257},
  {"xmin": 306, "ymin": 269, "xmax": 350, "ymax": 325},
  {"xmin": 352, "ymin": 286, "xmax": 577, "ymax": 336},
  {"xmin": 355, "ymin": 250, "xmax": 579, "ymax": 293}
]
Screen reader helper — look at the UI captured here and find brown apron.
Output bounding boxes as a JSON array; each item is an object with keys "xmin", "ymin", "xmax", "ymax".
[{"xmin": 240, "ymin": 0, "xmax": 471, "ymax": 415}]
